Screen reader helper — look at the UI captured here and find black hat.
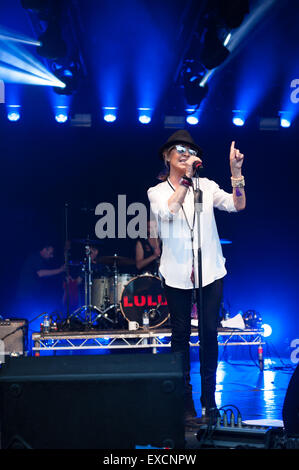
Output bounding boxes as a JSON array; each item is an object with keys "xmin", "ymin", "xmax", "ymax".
[{"xmin": 158, "ymin": 129, "xmax": 203, "ymax": 159}]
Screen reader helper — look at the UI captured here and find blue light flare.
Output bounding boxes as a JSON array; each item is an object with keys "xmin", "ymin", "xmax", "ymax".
[
  {"xmin": 103, "ymin": 107, "xmax": 117, "ymax": 123},
  {"xmin": 55, "ymin": 106, "xmax": 68, "ymax": 123},
  {"xmin": 0, "ymin": 36, "xmax": 66, "ymax": 88},
  {"xmin": 185, "ymin": 108, "xmax": 200, "ymax": 126},
  {"xmin": 279, "ymin": 112, "xmax": 292, "ymax": 128},
  {"xmin": 138, "ymin": 108, "xmax": 152, "ymax": 124},
  {"xmin": 7, "ymin": 104, "xmax": 21, "ymax": 121},
  {"xmin": 186, "ymin": 115, "xmax": 199, "ymax": 126},
  {"xmin": 232, "ymin": 110, "xmax": 246, "ymax": 126},
  {"xmin": 280, "ymin": 117, "xmax": 291, "ymax": 128}
]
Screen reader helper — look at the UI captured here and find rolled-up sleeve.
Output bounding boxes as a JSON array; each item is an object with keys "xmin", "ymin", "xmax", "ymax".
[
  {"xmin": 148, "ymin": 186, "xmax": 179, "ymax": 221},
  {"xmin": 212, "ymin": 181, "xmax": 237, "ymax": 213}
]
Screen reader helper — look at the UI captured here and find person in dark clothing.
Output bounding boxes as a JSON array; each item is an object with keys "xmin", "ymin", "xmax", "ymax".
[
  {"xmin": 135, "ymin": 220, "xmax": 161, "ymax": 275},
  {"xmin": 17, "ymin": 243, "xmax": 65, "ymax": 334}
]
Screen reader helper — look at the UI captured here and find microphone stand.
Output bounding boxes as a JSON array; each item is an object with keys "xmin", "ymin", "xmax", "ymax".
[
  {"xmin": 193, "ymin": 174, "xmax": 206, "ymax": 412},
  {"xmin": 64, "ymin": 202, "xmax": 70, "ymax": 322}
]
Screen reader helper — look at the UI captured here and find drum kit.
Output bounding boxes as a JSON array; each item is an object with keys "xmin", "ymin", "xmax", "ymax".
[{"xmin": 65, "ymin": 239, "xmax": 169, "ymax": 331}]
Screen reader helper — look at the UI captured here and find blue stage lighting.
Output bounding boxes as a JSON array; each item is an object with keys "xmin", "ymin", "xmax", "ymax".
[
  {"xmin": 103, "ymin": 107, "xmax": 117, "ymax": 123},
  {"xmin": 261, "ymin": 323, "xmax": 272, "ymax": 338},
  {"xmin": 104, "ymin": 113, "xmax": 117, "ymax": 123},
  {"xmin": 55, "ymin": 113, "xmax": 68, "ymax": 123},
  {"xmin": 139, "ymin": 114, "xmax": 151, "ymax": 124},
  {"xmin": 7, "ymin": 105, "xmax": 21, "ymax": 121},
  {"xmin": 54, "ymin": 105, "xmax": 68, "ymax": 123},
  {"xmin": 232, "ymin": 110, "xmax": 246, "ymax": 126},
  {"xmin": 186, "ymin": 115, "xmax": 199, "ymax": 125},
  {"xmin": 280, "ymin": 117, "xmax": 291, "ymax": 128},
  {"xmin": 138, "ymin": 108, "xmax": 152, "ymax": 124},
  {"xmin": 233, "ymin": 116, "xmax": 245, "ymax": 126}
]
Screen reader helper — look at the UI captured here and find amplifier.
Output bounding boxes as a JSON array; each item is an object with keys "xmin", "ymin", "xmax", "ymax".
[{"xmin": 0, "ymin": 319, "xmax": 27, "ymax": 358}]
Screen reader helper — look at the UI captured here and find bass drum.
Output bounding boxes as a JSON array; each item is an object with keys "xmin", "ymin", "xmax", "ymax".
[{"xmin": 120, "ymin": 274, "xmax": 169, "ymax": 329}]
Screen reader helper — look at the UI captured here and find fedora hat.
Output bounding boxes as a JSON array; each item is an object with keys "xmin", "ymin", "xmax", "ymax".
[{"xmin": 158, "ymin": 129, "xmax": 203, "ymax": 159}]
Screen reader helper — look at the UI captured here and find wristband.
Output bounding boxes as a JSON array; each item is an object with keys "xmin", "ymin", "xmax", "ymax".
[
  {"xmin": 231, "ymin": 176, "xmax": 245, "ymax": 188},
  {"xmin": 179, "ymin": 175, "xmax": 193, "ymax": 188}
]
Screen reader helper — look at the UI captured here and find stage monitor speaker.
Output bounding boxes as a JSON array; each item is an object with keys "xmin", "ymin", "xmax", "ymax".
[
  {"xmin": 0, "ymin": 319, "xmax": 27, "ymax": 357},
  {"xmin": 283, "ymin": 363, "xmax": 299, "ymax": 435},
  {"xmin": 0, "ymin": 352, "xmax": 185, "ymax": 449}
]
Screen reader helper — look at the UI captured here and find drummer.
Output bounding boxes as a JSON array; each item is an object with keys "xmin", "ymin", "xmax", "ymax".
[
  {"xmin": 89, "ymin": 245, "xmax": 110, "ymax": 278},
  {"xmin": 135, "ymin": 220, "xmax": 161, "ymax": 275}
]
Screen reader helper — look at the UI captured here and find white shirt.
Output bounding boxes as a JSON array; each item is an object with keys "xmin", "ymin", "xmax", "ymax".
[{"xmin": 147, "ymin": 177, "xmax": 237, "ymax": 289}]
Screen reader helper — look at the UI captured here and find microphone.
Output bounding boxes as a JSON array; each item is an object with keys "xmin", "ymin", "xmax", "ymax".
[{"xmin": 193, "ymin": 160, "xmax": 203, "ymax": 176}]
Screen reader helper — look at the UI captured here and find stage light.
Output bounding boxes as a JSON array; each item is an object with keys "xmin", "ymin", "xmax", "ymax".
[
  {"xmin": 186, "ymin": 115, "xmax": 199, "ymax": 125},
  {"xmin": 7, "ymin": 111, "xmax": 20, "ymax": 122},
  {"xmin": 280, "ymin": 118, "xmax": 291, "ymax": 128},
  {"xmin": 261, "ymin": 324, "xmax": 272, "ymax": 338},
  {"xmin": 7, "ymin": 105, "xmax": 21, "ymax": 122},
  {"xmin": 0, "ymin": 38, "xmax": 67, "ymax": 88},
  {"xmin": 279, "ymin": 111, "xmax": 292, "ymax": 128},
  {"xmin": 138, "ymin": 108, "xmax": 152, "ymax": 124},
  {"xmin": 55, "ymin": 106, "xmax": 68, "ymax": 124},
  {"xmin": 223, "ymin": 33, "xmax": 232, "ymax": 47},
  {"xmin": 104, "ymin": 114, "xmax": 116, "ymax": 122},
  {"xmin": 139, "ymin": 115, "xmax": 151, "ymax": 124},
  {"xmin": 232, "ymin": 110, "xmax": 245, "ymax": 126},
  {"xmin": 233, "ymin": 116, "xmax": 244, "ymax": 126},
  {"xmin": 52, "ymin": 62, "xmax": 80, "ymax": 95},
  {"xmin": 280, "ymin": 116, "xmax": 291, "ymax": 128},
  {"xmin": 103, "ymin": 107, "xmax": 117, "ymax": 123},
  {"xmin": 55, "ymin": 113, "xmax": 68, "ymax": 123},
  {"xmin": 200, "ymin": 26, "xmax": 230, "ymax": 70}
]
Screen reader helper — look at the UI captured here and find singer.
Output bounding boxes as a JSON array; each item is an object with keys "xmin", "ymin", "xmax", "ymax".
[{"xmin": 147, "ymin": 129, "xmax": 245, "ymax": 426}]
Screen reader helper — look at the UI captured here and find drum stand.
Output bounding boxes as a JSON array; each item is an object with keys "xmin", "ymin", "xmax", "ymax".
[
  {"xmin": 111, "ymin": 254, "xmax": 121, "ymax": 324},
  {"xmin": 96, "ymin": 254, "xmax": 123, "ymax": 326},
  {"xmin": 71, "ymin": 243, "xmax": 114, "ymax": 329}
]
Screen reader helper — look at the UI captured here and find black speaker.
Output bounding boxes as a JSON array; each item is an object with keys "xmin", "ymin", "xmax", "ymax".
[
  {"xmin": 0, "ymin": 353, "xmax": 185, "ymax": 449},
  {"xmin": 283, "ymin": 363, "xmax": 299, "ymax": 435}
]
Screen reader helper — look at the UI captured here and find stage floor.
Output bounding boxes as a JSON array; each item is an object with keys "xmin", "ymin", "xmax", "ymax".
[{"xmin": 185, "ymin": 357, "xmax": 294, "ymax": 448}]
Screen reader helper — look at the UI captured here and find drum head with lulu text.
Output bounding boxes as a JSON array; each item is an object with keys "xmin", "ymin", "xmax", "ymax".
[{"xmin": 120, "ymin": 275, "xmax": 169, "ymax": 329}]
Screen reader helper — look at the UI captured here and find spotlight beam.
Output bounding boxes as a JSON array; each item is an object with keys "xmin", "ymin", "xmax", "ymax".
[
  {"xmin": 0, "ymin": 44, "xmax": 56, "ymax": 82},
  {"xmin": 200, "ymin": 0, "xmax": 278, "ymax": 88},
  {"xmin": 0, "ymin": 26, "xmax": 41, "ymax": 47},
  {"xmin": 0, "ymin": 41, "xmax": 65, "ymax": 88},
  {"xmin": 0, "ymin": 65, "xmax": 65, "ymax": 87},
  {"xmin": 0, "ymin": 34, "xmax": 41, "ymax": 47}
]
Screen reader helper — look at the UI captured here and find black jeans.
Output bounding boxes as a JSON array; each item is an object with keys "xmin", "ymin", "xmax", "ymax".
[{"xmin": 164, "ymin": 278, "xmax": 223, "ymax": 412}]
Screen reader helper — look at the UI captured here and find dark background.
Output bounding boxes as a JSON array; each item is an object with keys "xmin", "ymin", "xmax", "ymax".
[{"xmin": 0, "ymin": 0, "xmax": 298, "ymax": 353}]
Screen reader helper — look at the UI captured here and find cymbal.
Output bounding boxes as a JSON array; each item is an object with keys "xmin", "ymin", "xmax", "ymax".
[
  {"xmin": 73, "ymin": 238, "xmax": 101, "ymax": 245},
  {"xmin": 98, "ymin": 255, "xmax": 135, "ymax": 266}
]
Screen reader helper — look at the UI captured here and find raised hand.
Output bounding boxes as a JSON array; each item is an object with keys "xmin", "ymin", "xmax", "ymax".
[{"xmin": 230, "ymin": 141, "xmax": 244, "ymax": 177}]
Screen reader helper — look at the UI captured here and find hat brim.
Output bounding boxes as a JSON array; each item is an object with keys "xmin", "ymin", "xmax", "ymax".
[{"xmin": 159, "ymin": 140, "xmax": 203, "ymax": 159}]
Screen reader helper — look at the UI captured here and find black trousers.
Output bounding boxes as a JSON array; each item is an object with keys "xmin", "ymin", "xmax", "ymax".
[{"xmin": 164, "ymin": 278, "xmax": 223, "ymax": 413}]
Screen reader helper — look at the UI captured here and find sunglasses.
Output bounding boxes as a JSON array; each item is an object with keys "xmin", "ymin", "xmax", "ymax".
[{"xmin": 173, "ymin": 144, "xmax": 198, "ymax": 157}]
